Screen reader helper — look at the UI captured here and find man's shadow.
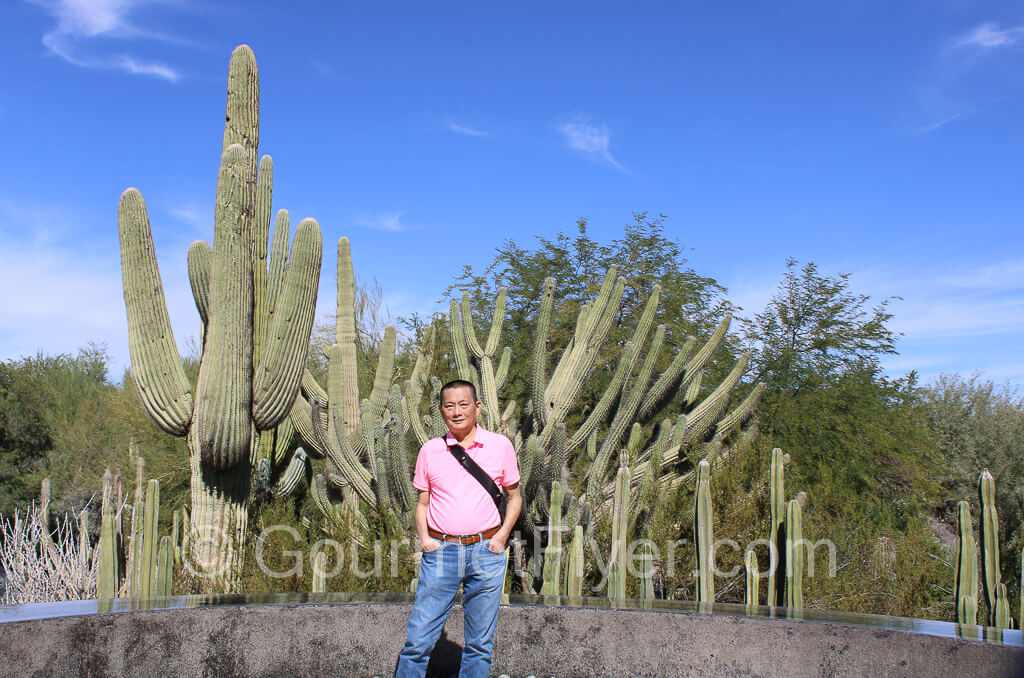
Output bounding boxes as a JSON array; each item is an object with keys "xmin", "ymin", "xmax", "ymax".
[{"xmin": 393, "ymin": 630, "xmax": 462, "ymax": 677}]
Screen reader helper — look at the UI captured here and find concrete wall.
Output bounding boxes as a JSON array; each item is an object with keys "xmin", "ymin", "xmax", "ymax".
[{"xmin": 0, "ymin": 602, "xmax": 1021, "ymax": 677}]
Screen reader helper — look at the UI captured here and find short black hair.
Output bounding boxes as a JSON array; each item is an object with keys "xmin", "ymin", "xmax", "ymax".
[{"xmin": 439, "ymin": 379, "xmax": 478, "ymax": 404}]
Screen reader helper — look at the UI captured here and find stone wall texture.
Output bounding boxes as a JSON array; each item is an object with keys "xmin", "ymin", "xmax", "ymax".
[{"xmin": 0, "ymin": 602, "xmax": 1021, "ymax": 677}]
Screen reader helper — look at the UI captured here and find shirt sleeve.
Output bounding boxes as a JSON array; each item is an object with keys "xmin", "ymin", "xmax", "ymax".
[
  {"xmin": 501, "ymin": 437, "xmax": 521, "ymax": 487},
  {"xmin": 412, "ymin": 445, "xmax": 430, "ymax": 492}
]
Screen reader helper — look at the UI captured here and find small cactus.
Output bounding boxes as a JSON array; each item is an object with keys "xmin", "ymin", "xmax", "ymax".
[
  {"xmin": 745, "ymin": 549, "xmax": 759, "ymax": 609},
  {"xmin": 566, "ymin": 524, "xmax": 585, "ymax": 599},
  {"xmin": 978, "ymin": 469, "xmax": 1001, "ymax": 621},
  {"xmin": 955, "ymin": 500, "xmax": 979, "ymax": 625},
  {"xmin": 785, "ymin": 498, "xmax": 803, "ymax": 610},
  {"xmin": 540, "ymin": 481, "xmax": 565, "ymax": 597},
  {"xmin": 694, "ymin": 460, "xmax": 714, "ymax": 605},
  {"xmin": 607, "ymin": 463, "xmax": 630, "ymax": 600},
  {"xmin": 767, "ymin": 448, "xmax": 785, "ymax": 607},
  {"xmin": 312, "ymin": 550, "xmax": 328, "ymax": 593}
]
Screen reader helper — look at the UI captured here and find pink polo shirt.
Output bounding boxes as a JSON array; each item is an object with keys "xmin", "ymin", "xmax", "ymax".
[{"xmin": 412, "ymin": 425, "xmax": 520, "ymax": 536}]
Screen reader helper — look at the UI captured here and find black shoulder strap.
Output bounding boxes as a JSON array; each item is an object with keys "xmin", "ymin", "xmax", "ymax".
[{"xmin": 441, "ymin": 437, "xmax": 504, "ymax": 508}]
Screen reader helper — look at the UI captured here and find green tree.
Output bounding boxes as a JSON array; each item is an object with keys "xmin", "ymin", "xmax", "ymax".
[{"xmin": 741, "ymin": 259, "xmax": 947, "ymax": 618}]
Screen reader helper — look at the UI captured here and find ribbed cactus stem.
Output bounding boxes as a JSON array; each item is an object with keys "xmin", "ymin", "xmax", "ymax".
[
  {"xmin": 312, "ymin": 550, "xmax": 328, "ymax": 593},
  {"xmin": 992, "ymin": 583, "xmax": 1011, "ymax": 629},
  {"xmin": 155, "ymin": 536, "xmax": 173, "ymax": 597},
  {"xmin": 274, "ymin": 448, "xmax": 309, "ymax": 498},
  {"xmin": 530, "ymin": 277, "xmax": 554, "ymax": 429},
  {"xmin": 448, "ymin": 299, "xmax": 472, "ymax": 382},
  {"xmin": 745, "ymin": 549, "xmax": 759, "ymax": 608},
  {"xmin": 251, "ymin": 218, "xmax": 323, "ymax": 430},
  {"xmin": 98, "ymin": 469, "xmax": 119, "ymax": 600},
  {"xmin": 540, "ymin": 481, "xmax": 565, "ymax": 597},
  {"xmin": 335, "ymin": 237, "xmax": 362, "ymax": 435},
  {"xmin": 767, "ymin": 448, "xmax": 785, "ymax": 607},
  {"xmin": 955, "ymin": 500, "xmax": 979, "ymax": 625},
  {"xmin": 785, "ymin": 498, "xmax": 803, "ymax": 610},
  {"xmin": 640, "ymin": 542, "xmax": 655, "ymax": 601},
  {"xmin": 566, "ymin": 524, "xmax": 584, "ymax": 599},
  {"xmin": 127, "ymin": 505, "xmax": 142, "ymax": 598},
  {"xmin": 695, "ymin": 460, "xmax": 714, "ymax": 605},
  {"xmin": 608, "ymin": 464, "xmax": 630, "ymax": 600},
  {"xmin": 139, "ymin": 479, "xmax": 160, "ymax": 598},
  {"xmin": 978, "ymin": 469, "xmax": 1001, "ymax": 616},
  {"xmin": 193, "ymin": 142, "xmax": 256, "ymax": 470},
  {"xmin": 119, "ymin": 189, "xmax": 193, "ymax": 436}
]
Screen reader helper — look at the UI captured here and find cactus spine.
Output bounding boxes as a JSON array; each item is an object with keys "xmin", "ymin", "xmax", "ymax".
[
  {"xmin": 694, "ymin": 459, "xmax": 714, "ymax": 605},
  {"xmin": 978, "ymin": 469, "xmax": 1001, "ymax": 622},
  {"xmin": 955, "ymin": 500, "xmax": 979, "ymax": 625},
  {"xmin": 119, "ymin": 45, "xmax": 323, "ymax": 588},
  {"xmin": 785, "ymin": 498, "xmax": 803, "ymax": 610},
  {"xmin": 767, "ymin": 448, "xmax": 785, "ymax": 607}
]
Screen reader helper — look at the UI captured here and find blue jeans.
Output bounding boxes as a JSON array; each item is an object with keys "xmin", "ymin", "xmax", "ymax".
[{"xmin": 396, "ymin": 538, "xmax": 507, "ymax": 678}]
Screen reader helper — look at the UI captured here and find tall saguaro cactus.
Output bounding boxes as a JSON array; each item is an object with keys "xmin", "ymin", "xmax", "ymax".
[{"xmin": 119, "ymin": 45, "xmax": 323, "ymax": 587}]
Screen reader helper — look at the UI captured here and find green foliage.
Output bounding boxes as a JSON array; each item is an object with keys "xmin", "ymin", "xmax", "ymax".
[
  {"xmin": 442, "ymin": 213, "xmax": 734, "ymax": 426},
  {"xmin": 917, "ymin": 374, "xmax": 1024, "ymax": 619},
  {"xmin": 744, "ymin": 258, "xmax": 899, "ymax": 392}
]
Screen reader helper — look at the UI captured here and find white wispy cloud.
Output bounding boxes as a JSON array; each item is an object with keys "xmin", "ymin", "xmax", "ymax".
[
  {"xmin": 354, "ymin": 211, "xmax": 407, "ymax": 232},
  {"xmin": 30, "ymin": 0, "xmax": 182, "ymax": 82},
  {"xmin": 558, "ymin": 115, "xmax": 623, "ymax": 169},
  {"xmin": 447, "ymin": 121, "xmax": 487, "ymax": 137},
  {"xmin": 954, "ymin": 22, "xmax": 1024, "ymax": 49},
  {"xmin": 913, "ymin": 113, "xmax": 961, "ymax": 135}
]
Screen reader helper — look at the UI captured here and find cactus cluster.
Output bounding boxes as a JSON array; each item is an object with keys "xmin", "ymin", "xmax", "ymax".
[
  {"xmin": 118, "ymin": 45, "xmax": 323, "ymax": 586},
  {"xmin": 97, "ymin": 459, "xmax": 175, "ymax": 606},
  {"xmin": 291, "ymin": 238, "xmax": 416, "ymax": 533}
]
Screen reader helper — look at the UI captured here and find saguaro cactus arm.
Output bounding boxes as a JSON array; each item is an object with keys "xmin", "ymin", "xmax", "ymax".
[
  {"xmin": 119, "ymin": 189, "xmax": 193, "ymax": 436},
  {"xmin": 251, "ymin": 218, "xmax": 323, "ymax": 429}
]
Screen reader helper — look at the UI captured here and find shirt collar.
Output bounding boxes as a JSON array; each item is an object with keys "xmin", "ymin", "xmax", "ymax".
[{"xmin": 445, "ymin": 425, "xmax": 484, "ymax": 449}]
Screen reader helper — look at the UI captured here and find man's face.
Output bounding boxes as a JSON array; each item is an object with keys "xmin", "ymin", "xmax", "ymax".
[{"xmin": 440, "ymin": 385, "xmax": 481, "ymax": 438}]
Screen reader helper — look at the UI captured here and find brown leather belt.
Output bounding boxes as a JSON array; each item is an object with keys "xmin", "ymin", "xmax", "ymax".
[{"xmin": 427, "ymin": 525, "xmax": 500, "ymax": 545}]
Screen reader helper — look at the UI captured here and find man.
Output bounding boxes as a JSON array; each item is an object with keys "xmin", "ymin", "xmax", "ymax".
[{"xmin": 396, "ymin": 379, "xmax": 522, "ymax": 678}]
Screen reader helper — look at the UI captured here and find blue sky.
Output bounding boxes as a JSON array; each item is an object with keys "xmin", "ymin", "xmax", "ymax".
[{"xmin": 1, "ymin": 1, "xmax": 1022, "ymax": 388}]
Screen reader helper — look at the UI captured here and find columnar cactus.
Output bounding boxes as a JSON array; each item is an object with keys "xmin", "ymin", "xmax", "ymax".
[
  {"xmin": 540, "ymin": 481, "xmax": 565, "ymax": 597},
  {"xmin": 785, "ymin": 498, "xmax": 803, "ymax": 610},
  {"xmin": 639, "ymin": 542, "xmax": 655, "ymax": 602},
  {"xmin": 978, "ymin": 469, "xmax": 1001, "ymax": 621},
  {"xmin": 290, "ymin": 237, "xmax": 414, "ymax": 531},
  {"xmin": 155, "ymin": 536, "xmax": 173, "ymax": 597},
  {"xmin": 119, "ymin": 46, "xmax": 322, "ymax": 586},
  {"xmin": 694, "ymin": 460, "xmax": 714, "ymax": 605},
  {"xmin": 607, "ymin": 459, "xmax": 630, "ymax": 600},
  {"xmin": 767, "ymin": 448, "xmax": 785, "ymax": 607},
  {"xmin": 97, "ymin": 470, "xmax": 119, "ymax": 601},
  {"xmin": 566, "ymin": 524, "xmax": 585, "ymax": 599},
  {"xmin": 955, "ymin": 500, "xmax": 979, "ymax": 625},
  {"xmin": 312, "ymin": 550, "xmax": 328, "ymax": 593},
  {"xmin": 745, "ymin": 548, "xmax": 759, "ymax": 609}
]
